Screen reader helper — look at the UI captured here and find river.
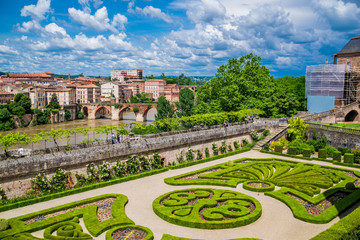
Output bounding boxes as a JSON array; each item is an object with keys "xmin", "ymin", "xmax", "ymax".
[{"xmin": 4, "ymin": 109, "xmax": 157, "ymax": 136}]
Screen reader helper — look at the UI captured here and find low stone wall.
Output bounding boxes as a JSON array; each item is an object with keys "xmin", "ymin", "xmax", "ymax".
[
  {"xmin": 307, "ymin": 124, "xmax": 360, "ymax": 149},
  {"xmin": 0, "ymin": 119, "xmax": 282, "ymax": 198}
]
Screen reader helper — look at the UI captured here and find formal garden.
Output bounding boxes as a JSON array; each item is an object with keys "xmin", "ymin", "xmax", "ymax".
[{"xmin": 1, "ymin": 150, "xmax": 360, "ymax": 239}]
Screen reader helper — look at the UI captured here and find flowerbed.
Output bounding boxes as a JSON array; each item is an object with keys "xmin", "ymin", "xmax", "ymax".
[
  {"xmin": 153, "ymin": 188, "xmax": 262, "ymax": 229},
  {"xmin": 287, "ymin": 192, "xmax": 349, "ymax": 215},
  {"xmin": 25, "ymin": 198, "xmax": 115, "ymax": 225},
  {"xmin": 106, "ymin": 225, "xmax": 154, "ymax": 240}
]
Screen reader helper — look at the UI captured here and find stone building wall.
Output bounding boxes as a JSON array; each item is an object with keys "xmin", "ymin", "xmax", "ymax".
[{"xmin": 0, "ymin": 119, "xmax": 283, "ymax": 198}]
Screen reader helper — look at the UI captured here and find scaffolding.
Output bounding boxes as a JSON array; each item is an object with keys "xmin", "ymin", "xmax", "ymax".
[{"xmin": 306, "ymin": 64, "xmax": 360, "ymax": 106}]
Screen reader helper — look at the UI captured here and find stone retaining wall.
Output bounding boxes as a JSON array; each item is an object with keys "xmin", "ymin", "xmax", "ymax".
[
  {"xmin": 307, "ymin": 124, "xmax": 360, "ymax": 149},
  {"xmin": 0, "ymin": 119, "xmax": 283, "ymax": 198}
]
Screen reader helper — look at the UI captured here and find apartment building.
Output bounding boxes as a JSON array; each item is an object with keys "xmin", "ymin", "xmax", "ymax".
[
  {"xmin": 29, "ymin": 86, "xmax": 47, "ymax": 109},
  {"xmin": 144, "ymin": 79, "xmax": 166, "ymax": 101},
  {"xmin": 76, "ymin": 85, "xmax": 100, "ymax": 104},
  {"xmin": 46, "ymin": 87, "xmax": 76, "ymax": 106},
  {"xmin": 0, "ymin": 91, "xmax": 14, "ymax": 104},
  {"xmin": 111, "ymin": 69, "xmax": 143, "ymax": 82}
]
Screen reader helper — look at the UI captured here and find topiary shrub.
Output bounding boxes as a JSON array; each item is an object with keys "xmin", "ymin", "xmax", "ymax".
[
  {"xmin": 324, "ymin": 146, "xmax": 337, "ymax": 158},
  {"xmin": 274, "ymin": 145, "xmax": 283, "ymax": 153},
  {"xmin": 302, "ymin": 148, "xmax": 312, "ymax": 158},
  {"xmin": 318, "ymin": 149, "xmax": 327, "ymax": 159},
  {"xmin": 205, "ymin": 148, "xmax": 210, "ymax": 158},
  {"xmin": 287, "ymin": 147, "xmax": 297, "ymax": 155},
  {"xmin": 345, "ymin": 182, "xmax": 356, "ymax": 190},
  {"xmin": 338, "ymin": 146, "xmax": 351, "ymax": 155},
  {"xmin": 344, "ymin": 153, "xmax": 354, "ymax": 164},
  {"xmin": 333, "ymin": 151, "xmax": 342, "ymax": 162},
  {"xmin": 352, "ymin": 149, "xmax": 360, "ymax": 164},
  {"xmin": 0, "ymin": 218, "xmax": 9, "ymax": 231}
]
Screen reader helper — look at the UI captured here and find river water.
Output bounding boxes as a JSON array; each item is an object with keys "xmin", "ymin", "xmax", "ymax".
[
  {"xmin": 5, "ymin": 109, "xmax": 157, "ymax": 136},
  {"xmin": 3, "ymin": 109, "xmax": 157, "ymax": 151}
]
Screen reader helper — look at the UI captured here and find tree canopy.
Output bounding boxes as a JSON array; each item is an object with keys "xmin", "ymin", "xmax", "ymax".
[
  {"xmin": 47, "ymin": 93, "xmax": 61, "ymax": 110},
  {"xmin": 155, "ymin": 96, "xmax": 174, "ymax": 120},
  {"xmin": 176, "ymin": 87, "xmax": 194, "ymax": 117}
]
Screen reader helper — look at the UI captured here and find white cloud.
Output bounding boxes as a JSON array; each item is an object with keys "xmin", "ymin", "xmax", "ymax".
[
  {"xmin": 0, "ymin": 45, "xmax": 19, "ymax": 55},
  {"xmin": 20, "ymin": 0, "xmax": 51, "ymax": 21},
  {"xmin": 131, "ymin": 5, "xmax": 173, "ymax": 23},
  {"xmin": 68, "ymin": 7, "xmax": 127, "ymax": 32},
  {"xmin": 186, "ymin": 0, "xmax": 226, "ymax": 24},
  {"xmin": 44, "ymin": 23, "xmax": 68, "ymax": 36},
  {"xmin": 313, "ymin": 0, "xmax": 360, "ymax": 31},
  {"xmin": 17, "ymin": 20, "xmax": 43, "ymax": 33}
]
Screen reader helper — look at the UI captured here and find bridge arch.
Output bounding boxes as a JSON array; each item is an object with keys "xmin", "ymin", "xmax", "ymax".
[
  {"xmin": 94, "ymin": 106, "xmax": 112, "ymax": 119},
  {"xmin": 82, "ymin": 106, "xmax": 88, "ymax": 117},
  {"xmin": 344, "ymin": 110, "xmax": 359, "ymax": 122},
  {"xmin": 144, "ymin": 107, "xmax": 157, "ymax": 122}
]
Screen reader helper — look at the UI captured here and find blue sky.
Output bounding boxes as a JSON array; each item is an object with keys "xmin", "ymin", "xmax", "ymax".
[{"xmin": 0, "ymin": 0, "xmax": 359, "ymax": 78}]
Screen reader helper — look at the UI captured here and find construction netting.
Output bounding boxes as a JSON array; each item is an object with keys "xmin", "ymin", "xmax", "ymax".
[{"xmin": 305, "ymin": 64, "xmax": 346, "ymax": 98}]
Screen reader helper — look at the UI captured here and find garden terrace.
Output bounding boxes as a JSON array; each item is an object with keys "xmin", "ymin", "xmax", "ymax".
[{"xmin": 1, "ymin": 150, "xmax": 360, "ymax": 239}]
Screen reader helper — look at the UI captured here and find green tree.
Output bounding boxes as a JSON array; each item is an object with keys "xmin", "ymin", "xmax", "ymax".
[
  {"xmin": 275, "ymin": 76, "xmax": 306, "ymax": 111},
  {"xmin": 0, "ymin": 133, "xmax": 31, "ymax": 156},
  {"xmin": 155, "ymin": 96, "xmax": 174, "ymax": 120},
  {"xmin": 65, "ymin": 110, "xmax": 71, "ymax": 121},
  {"xmin": 287, "ymin": 117, "xmax": 308, "ymax": 141},
  {"xmin": 195, "ymin": 54, "xmax": 274, "ymax": 113},
  {"xmin": 11, "ymin": 106, "xmax": 25, "ymax": 117},
  {"xmin": 176, "ymin": 87, "xmax": 194, "ymax": 117},
  {"xmin": 47, "ymin": 93, "xmax": 60, "ymax": 110},
  {"xmin": 0, "ymin": 108, "xmax": 12, "ymax": 122},
  {"xmin": 13, "ymin": 93, "xmax": 31, "ymax": 114},
  {"xmin": 263, "ymin": 89, "xmax": 300, "ymax": 118}
]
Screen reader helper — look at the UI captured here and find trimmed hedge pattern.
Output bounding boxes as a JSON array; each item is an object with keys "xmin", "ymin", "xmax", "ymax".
[
  {"xmin": 0, "ymin": 194, "xmax": 134, "ymax": 239},
  {"xmin": 333, "ymin": 151, "xmax": 342, "ymax": 162},
  {"xmin": 164, "ymin": 158, "xmax": 360, "ymax": 223},
  {"xmin": 152, "ymin": 188, "xmax": 262, "ymax": 229},
  {"xmin": 318, "ymin": 149, "xmax": 327, "ymax": 159}
]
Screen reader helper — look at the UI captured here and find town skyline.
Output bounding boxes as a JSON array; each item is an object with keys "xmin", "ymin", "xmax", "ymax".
[{"xmin": 0, "ymin": 0, "xmax": 359, "ymax": 78}]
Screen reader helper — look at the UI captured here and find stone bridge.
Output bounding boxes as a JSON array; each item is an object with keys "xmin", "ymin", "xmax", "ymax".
[
  {"xmin": 82, "ymin": 103, "xmax": 157, "ymax": 122},
  {"xmin": 302, "ymin": 100, "xmax": 360, "ymax": 123}
]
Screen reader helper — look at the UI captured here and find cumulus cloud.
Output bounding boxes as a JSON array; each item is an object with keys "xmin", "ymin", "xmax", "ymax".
[
  {"xmin": 44, "ymin": 23, "xmax": 68, "ymax": 36},
  {"xmin": 69, "ymin": 7, "xmax": 127, "ymax": 32},
  {"xmin": 186, "ymin": 0, "xmax": 226, "ymax": 24},
  {"xmin": 29, "ymin": 31, "xmax": 135, "ymax": 52},
  {"xmin": 20, "ymin": 0, "xmax": 51, "ymax": 20},
  {"xmin": 17, "ymin": 20, "xmax": 43, "ymax": 33},
  {"xmin": 313, "ymin": 0, "xmax": 360, "ymax": 31}
]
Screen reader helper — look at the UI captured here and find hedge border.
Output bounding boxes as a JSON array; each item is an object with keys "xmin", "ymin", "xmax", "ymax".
[
  {"xmin": 260, "ymin": 150, "xmax": 360, "ymax": 169},
  {"xmin": 105, "ymin": 225, "xmax": 154, "ymax": 240},
  {"xmin": 152, "ymin": 188, "xmax": 262, "ymax": 229},
  {"xmin": 161, "ymin": 234, "xmax": 262, "ymax": 240},
  {"xmin": 0, "ymin": 194, "xmax": 134, "ymax": 239},
  {"xmin": 242, "ymin": 180, "xmax": 275, "ymax": 192},
  {"xmin": 310, "ymin": 204, "xmax": 360, "ymax": 239},
  {"xmin": 265, "ymin": 188, "xmax": 360, "ymax": 224}
]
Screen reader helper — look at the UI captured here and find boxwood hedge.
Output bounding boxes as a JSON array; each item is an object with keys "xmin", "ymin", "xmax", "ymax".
[
  {"xmin": 153, "ymin": 188, "xmax": 262, "ymax": 229},
  {"xmin": 0, "ymin": 194, "xmax": 134, "ymax": 239}
]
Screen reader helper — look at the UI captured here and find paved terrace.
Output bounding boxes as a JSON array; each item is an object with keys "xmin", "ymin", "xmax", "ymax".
[{"xmin": 3, "ymin": 150, "xmax": 360, "ymax": 240}]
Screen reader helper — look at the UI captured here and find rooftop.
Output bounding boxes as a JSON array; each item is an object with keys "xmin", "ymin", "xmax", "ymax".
[{"xmin": 334, "ymin": 35, "xmax": 360, "ymax": 55}]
